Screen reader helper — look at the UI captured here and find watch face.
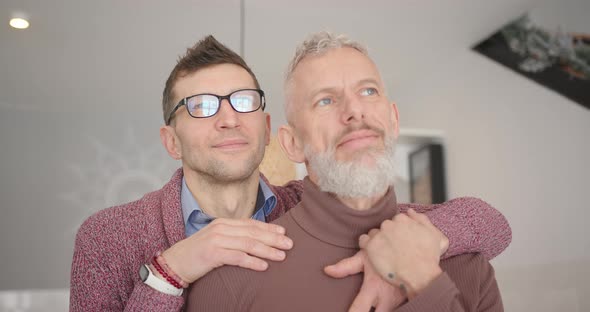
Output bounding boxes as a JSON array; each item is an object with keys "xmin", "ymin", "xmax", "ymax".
[{"xmin": 139, "ymin": 264, "xmax": 149, "ymax": 282}]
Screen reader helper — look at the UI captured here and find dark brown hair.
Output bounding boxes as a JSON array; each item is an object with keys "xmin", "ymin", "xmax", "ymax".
[{"xmin": 162, "ymin": 35, "xmax": 260, "ymax": 124}]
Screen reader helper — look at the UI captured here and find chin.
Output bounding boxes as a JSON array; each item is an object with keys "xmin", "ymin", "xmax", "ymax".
[
  {"xmin": 214, "ymin": 168, "xmax": 258, "ymax": 183},
  {"xmin": 338, "ymin": 153, "xmax": 379, "ymax": 167},
  {"xmin": 226, "ymin": 157, "xmax": 264, "ymax": 181}
]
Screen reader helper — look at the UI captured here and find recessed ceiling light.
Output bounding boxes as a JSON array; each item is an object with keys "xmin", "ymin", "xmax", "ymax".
[{"xmin": 10, "ymin": 17, "xmax": 30, "ymax": 29}]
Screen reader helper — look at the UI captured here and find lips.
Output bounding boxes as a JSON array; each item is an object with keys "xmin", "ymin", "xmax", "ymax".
[
  {"xmin": 212, "ymin": 138, "xmax": 248, "ymax": 149},
  {"xmin": 337, "ymin": 129, "xmax": 380, "ymax": 148}
]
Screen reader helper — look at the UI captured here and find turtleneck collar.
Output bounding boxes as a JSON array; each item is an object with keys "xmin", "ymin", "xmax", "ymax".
[{"xmin": 290, "ymin": 177, "xmax": 398, "ymax": 249}]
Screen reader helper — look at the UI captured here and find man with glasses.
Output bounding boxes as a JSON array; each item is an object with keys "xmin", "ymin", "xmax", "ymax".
[{"xmin": 70, "ymin": 35, "xmax": 511, "ymax": 311}]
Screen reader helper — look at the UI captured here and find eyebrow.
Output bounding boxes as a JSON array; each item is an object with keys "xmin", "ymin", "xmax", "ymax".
[
  {"xmin": 354, "ymin": 78, "xmax": 381, "ymax": 88},
  {"xmin": 307, "ymin": 78, "xmax": 381, "ymax": 99},
  {"xmin": 307, "ymin": 86, "xmax": 341, "ymax": 99}
]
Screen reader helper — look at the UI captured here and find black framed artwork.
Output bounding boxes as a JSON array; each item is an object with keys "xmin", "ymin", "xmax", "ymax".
[
  {"xmin": 473, "ymin": 13, "xmax": 590, "ymax": 110},
  {"xmin": 408, "ymin": 144, "xmax": 447, "ymax": 204}
]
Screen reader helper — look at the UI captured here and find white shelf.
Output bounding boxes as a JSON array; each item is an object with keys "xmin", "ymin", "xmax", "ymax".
[{"xmin": 398, "ymin": 128, "xmax": 445, "ymax": 145}]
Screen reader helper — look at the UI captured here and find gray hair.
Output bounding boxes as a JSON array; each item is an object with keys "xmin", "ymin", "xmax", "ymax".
[{"xmin": 283, "ymin": 31, "xmax": 369, "ymax": 124}]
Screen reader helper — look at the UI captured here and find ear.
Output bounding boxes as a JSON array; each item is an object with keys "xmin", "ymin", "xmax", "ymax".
[
  {"xmin": 160, "ymin": 125, "xmax": 182, "ymax": 160},
  {"xmin": 277, "ymin": 124, "xmax": 305, "ymax": 163},
  {"xmin": 264, "ymin": 113, "xmax": 271, "ymax": 146},
  {"xmin": 391, "ymin": 101, "xmax": 400, "ymax": 139}
]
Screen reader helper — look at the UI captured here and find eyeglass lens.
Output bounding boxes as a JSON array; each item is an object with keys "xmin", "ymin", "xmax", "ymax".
[{"xmin": 186, "ymin": 89, "xmax": 261, "ymax": 118}]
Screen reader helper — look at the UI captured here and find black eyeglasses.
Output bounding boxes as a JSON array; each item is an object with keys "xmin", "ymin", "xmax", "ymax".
[{"xmin": 166, "ymin": 88, "xmax": 266, "ymax": 125}]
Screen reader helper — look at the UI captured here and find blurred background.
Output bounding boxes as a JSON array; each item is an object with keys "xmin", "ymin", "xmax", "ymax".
[{"xmin": 1, "ymin": 0, "xmax": 589, "ymax": 310}]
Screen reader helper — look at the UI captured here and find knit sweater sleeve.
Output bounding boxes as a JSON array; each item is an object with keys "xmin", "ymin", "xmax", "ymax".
[
  {"xmin": 398, "ymin": 197, "xmax": 512, "ymax": 260},
  {"xmin": 394, "ymin": 253, "xmax": 503, "ymax": 312},
  {"xmin": 267, "ymin": 179, "xmax": 304, "ymax": 221},
  {"xmin": 69, "ymin": 213, "xmax": 185, "ymax": 312}
]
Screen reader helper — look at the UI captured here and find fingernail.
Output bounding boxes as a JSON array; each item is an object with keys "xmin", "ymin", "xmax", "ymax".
[
  {"xmin": 283, "ymin": 238, "xmax": 293, "ymax": 248},
  {"xmin": 275, "ymin": 250, "xmax": 286, "ymax": 260},
  {"xmin": 275, "ymin": 226, "xmax": 286, "ymax": 234}
]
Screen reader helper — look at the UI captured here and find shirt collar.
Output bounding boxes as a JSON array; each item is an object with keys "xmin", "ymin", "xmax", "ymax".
[
  {"xmin": 181, "ymin": 177, "xmax": 201, "ymax": 229},
  {"xmin": 258, "ymin": 178, "xmax": 277, "ymax": 216},
  {"xmin": 181, "ymin": 176, "xmax": 277, "ymax": 235}
]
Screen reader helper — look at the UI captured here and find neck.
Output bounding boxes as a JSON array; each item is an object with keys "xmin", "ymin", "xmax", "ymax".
[
  {"xmin": 183, "ymin": 167, "xmax": 260, "ymax": 219},
  {"xmin": 336, "ymin": 188, "xmax": 388, "ymax": 211}
]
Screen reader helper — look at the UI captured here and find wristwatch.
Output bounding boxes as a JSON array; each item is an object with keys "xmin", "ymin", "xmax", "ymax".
[{"xmin": 139, "ymin": 264, "xmax": 183, "ymax": 296}]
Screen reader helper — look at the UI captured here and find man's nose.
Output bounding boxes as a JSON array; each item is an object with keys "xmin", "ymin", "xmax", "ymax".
[
  {"xmin": 215, "ymin": 99, "xmax": 240, "ymax": 129},
  {"xmin": 341, "ymin": 95, "xmax": 365, "ymax": 124}
]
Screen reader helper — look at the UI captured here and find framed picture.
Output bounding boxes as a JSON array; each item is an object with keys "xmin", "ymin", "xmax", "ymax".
[
  {"xmin": 408, "ymin": 144, "xmax": 446, "ymax": 204},
  {"xmin": 473, "ymin": 9, "xmax": 590, "ymax": 110}
]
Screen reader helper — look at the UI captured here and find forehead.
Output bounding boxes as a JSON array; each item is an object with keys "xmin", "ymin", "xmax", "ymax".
[
  {"xmin": 291, "ymin": 47, "xmax": 383, "ymax": 96},
  {"xmin": 173, "ymin": 63, "xmax": 257, "ymax": 101}
]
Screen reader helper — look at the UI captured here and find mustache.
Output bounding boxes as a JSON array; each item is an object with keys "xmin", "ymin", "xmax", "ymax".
[{"xmin": 335, "ymin": 123, "xmax": 385, "ymax": 144}]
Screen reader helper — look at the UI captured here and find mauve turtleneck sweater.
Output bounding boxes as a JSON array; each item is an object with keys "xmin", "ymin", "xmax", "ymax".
[{"xmin": 186, "ymin": 177, "xmax": 503, "ymax": 311}]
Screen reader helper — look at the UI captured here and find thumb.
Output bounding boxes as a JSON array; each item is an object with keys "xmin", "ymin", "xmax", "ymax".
[
  {"xmin": 347, "ymin": 280, "xmax": 376, "ymax": 312},
  {"xmin": 324, "ymin": 251, "xmax": 364, "ymax": 278}
]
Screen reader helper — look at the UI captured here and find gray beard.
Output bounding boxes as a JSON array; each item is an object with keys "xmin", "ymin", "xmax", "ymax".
[{"xmin": 305, "ymin": 136, "xmax": 397, "ymax": 198}]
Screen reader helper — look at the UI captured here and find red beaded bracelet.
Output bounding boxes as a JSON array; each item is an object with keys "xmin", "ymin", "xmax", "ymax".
[
  {"xmin": 154, "ymin": 253, "xmax": 189, "ymax": 288},
  {"xmin": 151, "ymin": 254, "xmax": 189, "ymax": 289},
  {"xmin": 151, "ymin": 257, "xmax": 183, "ymax": 289}
]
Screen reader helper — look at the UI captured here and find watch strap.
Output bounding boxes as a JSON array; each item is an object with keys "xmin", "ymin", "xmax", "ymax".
[{"xmin": 141, "ymin": 264, "xmax": 183, "ymax": 296}]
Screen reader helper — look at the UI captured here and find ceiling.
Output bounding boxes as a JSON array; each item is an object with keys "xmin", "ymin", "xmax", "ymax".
[{"xmin": 0, "ymin": 0, "xmax": 546, "ymax": 120}]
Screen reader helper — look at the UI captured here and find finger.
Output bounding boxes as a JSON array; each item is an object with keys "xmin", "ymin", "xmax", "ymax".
[
  {"xmin": 208, "ymin": 222, "xmax": 293, "ymax": 250},
  {"xmin": 324, "ymin": 251, "xmax": 364, "ymax": 278},
  {"xmin": 407, "ymin": 209, "xmax": 434, "ymax": 227},
  {"xmin": 374, "ymin": 302, "xmax": 391, "ymax": 312},
  {"xmin": 367, "ymin": 228, "xmax": 380, "ymax": 237},
  {"xmin": 212, "ymin": 235, "xmax": 287, "ymax": 262},
  {"xmin": 359, "ymin": 229, "xmax": 380, "ymax": 248},
  {"xmin": 388, "ymin": 213, "xmax": 409, "ymax": 227},
  {"xmin": 236, "ymin": 223, "xmax": 293, "ymax": 250},
  {"xmin": 373, "ymin": 289, "xmax": 405, "ymax": 312},
  {"xmin": 347, "ymin": 282, "xmax": 376, "ymax": 312},
  {"xmin": 217, "ymin": 249, "xmax": 269, "ymax": 271},
  {"xmin": 211, "ymin": 218, "xmax": 286, "ymax": 234},
  {"xmin": 359, "ymin": 234, "xmax": 370, "ymax": 249}
]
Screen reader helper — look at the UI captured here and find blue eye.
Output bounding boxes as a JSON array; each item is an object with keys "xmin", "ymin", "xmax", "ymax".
[
  {"xmin": 360, "ymin": 87, "xmax": 378, "ymax": 96},
  {"xmin": 317, "ymin": 98, "xmax": 333, "ymax": 106}
]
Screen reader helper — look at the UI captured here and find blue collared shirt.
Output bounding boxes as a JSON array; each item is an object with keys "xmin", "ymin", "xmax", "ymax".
[{"xmin": 181, "ymin": 177, "xmax": 277, "ymax": 237}]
